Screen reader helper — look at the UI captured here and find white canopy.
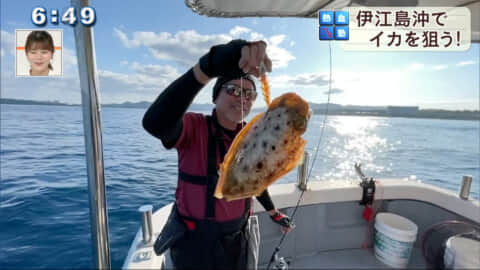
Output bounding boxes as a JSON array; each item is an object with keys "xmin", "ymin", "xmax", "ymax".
[{"xmin": 185, "ymin": 0, "xmax": 480, "ymax": 42}]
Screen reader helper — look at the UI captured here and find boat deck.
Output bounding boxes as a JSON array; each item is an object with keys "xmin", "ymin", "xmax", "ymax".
[
  {"xmin": 123, "ymin": 181, "xmax": 480, "ymax": 270},
  {"xmin": 264, "ymin": 247, "xmax": 428, "ymax": 269},
  {"xmin": 163, "ymin": 247, "xmax": 428, "ymax": 269}
]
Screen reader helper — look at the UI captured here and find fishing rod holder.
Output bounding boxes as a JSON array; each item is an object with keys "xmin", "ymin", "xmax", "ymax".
[
  {"xmin": 273, "ymin": 254, "xmax": 289, "ymax": 270},
  {"xmin": 459, "ymin": 175, "xmax": 473, "ymax": 200},
  {"xmin": 355, "ymin": 163, "xmax": 376, "ymax": 205},
  {"xmin": 297, "ymin": 151, "xmax": 310, "ymax": 191},
  {"xmin": 139, "ymin": 205, "xmax": 154, "ymax": 245},
  {"xmin": 267, "ymin": 247, "xmax": 290, "ymax": 270}
]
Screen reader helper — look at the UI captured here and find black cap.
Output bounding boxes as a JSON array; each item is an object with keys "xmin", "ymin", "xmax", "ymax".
[{"xmin": 212, "ymin": 75, "xmax": 256, "ymax": 103}]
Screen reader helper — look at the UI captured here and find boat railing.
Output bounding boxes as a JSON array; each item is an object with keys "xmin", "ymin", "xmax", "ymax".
[{"xmin": 297, "ymin": 151, "xmax": 310, "ymax": 191}]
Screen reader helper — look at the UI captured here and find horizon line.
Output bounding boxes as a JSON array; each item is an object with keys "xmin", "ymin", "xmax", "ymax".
[{"xmin": 1, "ymin": 98, "xmax": 479, "ymax": 111}]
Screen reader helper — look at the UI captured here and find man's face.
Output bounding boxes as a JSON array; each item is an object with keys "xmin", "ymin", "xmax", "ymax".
[{"xmin": 215, "ymin": 79, "xmax": 256, "ymax": 123}]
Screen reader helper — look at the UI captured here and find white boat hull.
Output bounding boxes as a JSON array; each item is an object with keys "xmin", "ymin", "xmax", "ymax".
[{"xmin": 123, "ymin": 179, "xmax": 480, "ymax": 269}]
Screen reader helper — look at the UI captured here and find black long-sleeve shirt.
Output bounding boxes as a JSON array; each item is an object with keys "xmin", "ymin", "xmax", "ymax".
[{"xmin": 143, "ymin": 67, "xmax": 275, "ymax": 211}]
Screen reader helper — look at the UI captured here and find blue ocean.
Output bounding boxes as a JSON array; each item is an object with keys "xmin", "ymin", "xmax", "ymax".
[{"xmin": 1, "ymin": 104, "xmax": 478, "ymax": 269}]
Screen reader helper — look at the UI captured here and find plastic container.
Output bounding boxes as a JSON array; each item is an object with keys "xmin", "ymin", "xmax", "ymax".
[
  {"xmin": 444, "ymin": 242, "xmax": 455, "ymax": 269},
  {"xmin": 374, "ymin": 213, "xmax": 418, "ymax": 268},
  {"xmin": 444, "ymin": 236, "xmax": 480, "ymax": 269}
]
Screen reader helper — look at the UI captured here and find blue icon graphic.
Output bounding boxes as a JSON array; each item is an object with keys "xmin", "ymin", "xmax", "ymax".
[
  {"xmin": 320, "ymin": 26, "xmax": 334, "ymax": 40},
  {"xmin": 319, "ymin": 11, "xmax": 334, "ymax": 25},
  {"xmin": 335, "ymin": 11, "xmax": 349, "ymax": 25},
  {"xmin": 335, "ymin": 26, "xmax": 349, "ymax": 40},
  {"xmin": 319, "ymin": 10, "xmax": 349, "ymax": 41}
]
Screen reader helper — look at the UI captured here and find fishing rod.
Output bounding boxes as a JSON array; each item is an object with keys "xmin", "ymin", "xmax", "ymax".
[{"xmin": 266, "ymin": 40, "xmax": 334, "ymax": 270}]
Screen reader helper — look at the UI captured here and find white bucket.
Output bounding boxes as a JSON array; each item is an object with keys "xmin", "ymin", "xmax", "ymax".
[
  {"xmin": 444, "ymin": 236, "xmax": 480, "ymax": 269},
  {"xmin": 374, "ymin": 213, "xmax": 418, "ymax": 269}
]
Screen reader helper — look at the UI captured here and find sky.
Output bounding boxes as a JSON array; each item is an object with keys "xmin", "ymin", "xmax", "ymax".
[{"xmin": 1, "ymin": 0, "xmax": 479, "ymax": 110}]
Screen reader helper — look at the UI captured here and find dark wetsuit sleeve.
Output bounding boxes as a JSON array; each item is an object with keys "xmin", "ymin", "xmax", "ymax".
[
  {"xmin": 142, "ymin": 68, "xmax": 204, "ymax": 149},
  {"xmin": 256, "ymin": 189, "xmax": 275, "ymax": 212}
]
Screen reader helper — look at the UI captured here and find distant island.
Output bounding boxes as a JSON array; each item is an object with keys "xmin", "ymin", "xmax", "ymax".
[
  {"xmin": 0, "ymin": 98, "xmax": 214, "ymax": 111},
  {"xmin": 1, "ymin": 98, "xmax": 479, "ymax": 121},
  {"xmin": 1, "ymin": 98, "xmax": 69, "ymax": 107},
  {"xmin": 308, "ymin": 103, "xmax": 480, "ymax": 121}
]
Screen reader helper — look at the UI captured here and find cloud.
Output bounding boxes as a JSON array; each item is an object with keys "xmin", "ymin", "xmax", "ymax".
[
  {"xmin": 263, "ymin": 35, "xmax": 295, "ymax": 68},
  {"xmin": 113, "ymin": 28, "xmax": 134, "ymax": 48},
  {"xmin": 120, "ymin": 60, "xmax": 128, "ymax": 66},
  {"xmin": 63, "ymin": 48, "xmax": 78, "ymax": 71},
  {"xmin": 90, "ymin": 62, "xmax": 181, "ymax": 103},
  {"xmin": 1, "ymin": 68, "xmax": 81, "ymax": 104},
  {"xmin": 269, "ymin": 35, "xmax": 286, "ymax": 46},
  {"xmin": 289, "ymin": 41, "xmax": 295, "ymax": 47},
  {"xmin": 284, "ymin": 73, "xmax": 330, "ymax": 87},
  {"xmin": 114, "ymin": 27, "xmax": 296, "ymax": 69},
  {"xmin": 98, "ymin": 63, "xmax": 179, "ymax": 93},
  {"xmin": 1, "ymin": 30, "xmax": 15, "ymax": 56},
  {"xmin": 263, "ymin": 71, "xmax": 366, "ymax": 93},
  {"xmin": 324, "ymin": 88, "xmax": 344, "ymax": 95},
  {"xmin": 456, "ymin": 60, "xmax": 476, "ymax": 67},
  {"xmin": 94, "ymin": 63, "xmax": 205, "ymax": 104},
  {"xmin": 249, "ymin": 31, "xmax": 265, "ymax": 41},
  {"xmin": 433, "ymin": 65, "xmax": 448, "ymax": 70},
  {"xmin": 230, "ymin": 26, "xmax": 251, "ymax": 37},
  {"xmin": 409, "ymin": 63, "xmax": 425, "ymax": 70},
  {"xmin": 131, "ymin": 62, "xmax": 180, "ymax": 78},
  {"xmin": 255, "ymin": 71, "xmax": 355, "ymax": 107},
  {"xmin": 405, "ymin": 62, "xmax": 456, "ymax": 72},
  {"xmin": 245, "ymin": 30, "xmax": 294, "ymax": 69},
  {"xmin": 404, "ymin": 60, "xmax": 476, "ymax": 72},
  {"xmin": 113, "ymin": 28, "xmax": 230, "ymax": 67}
]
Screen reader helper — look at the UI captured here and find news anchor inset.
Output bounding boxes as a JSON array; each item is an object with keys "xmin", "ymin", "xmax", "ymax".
[{"xmin": 15, "ymin": 29, "xmax": 63, "ymax": 77}]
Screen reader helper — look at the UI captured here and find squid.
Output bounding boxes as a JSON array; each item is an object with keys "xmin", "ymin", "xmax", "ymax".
[{"xmin": 215, "ymin": 73, "xmax": 311, "ymax": 201}]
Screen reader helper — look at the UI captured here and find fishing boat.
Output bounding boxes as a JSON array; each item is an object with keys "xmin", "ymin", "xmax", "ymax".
[
  {"xmin": 122, "ymin": 170, "xmax": 480, "ymax": 269},
  {"xmin": 72, "ymin": 0, "xmax": 480, "ymax": 269}
]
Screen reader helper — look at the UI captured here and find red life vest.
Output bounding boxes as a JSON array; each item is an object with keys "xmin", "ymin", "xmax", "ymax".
[{"xmin": 174, "ymin": 110, "xmax": 251, "ymax": 225}]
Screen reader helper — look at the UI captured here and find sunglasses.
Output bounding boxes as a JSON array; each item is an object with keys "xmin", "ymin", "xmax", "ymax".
[{"xmin": 222, "ymin": 83, "xmax": 257, "ymax": 100}]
